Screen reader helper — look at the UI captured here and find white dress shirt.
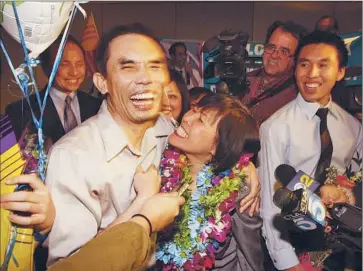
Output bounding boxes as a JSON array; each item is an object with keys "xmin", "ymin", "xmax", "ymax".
[
  {"xmin": 49, "ymin": 87, "xmax": 81, "ymax": 127},
  {"xmin": 258, "ymin": 93, "xmax": 362, "ymax": 270},
  {"xmin": 46, "ymin": 101, "xmax": 174, "ymax": 266},
  {"xmin": 174, "ymin": 67, "xmax": 202, "ymax": 89}
]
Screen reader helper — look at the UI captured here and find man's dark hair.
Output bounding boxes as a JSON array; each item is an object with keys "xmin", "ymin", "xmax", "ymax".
[
  {"xmin": 169, "ymin": 69, "xmax": 190, "ymax": 122},
  {"xmin": 168, "ymin": 42, "xmax": 187, "ymax": 57},
  {"xmin": 39, "ymin": 34, "xmax": 85, "ymax": 78},
  {"xmin": 294, "ymin": 30, "xmax": 348, "ymax": 68},
  {"xmin": 96, "ymin": 23, "xmax": 163, "ymax": 76},
  {"xmin": 265, "ymin": 20, "xmax": 308, "ymax": 44},
  {"xmin": 189, "ymin": 87, "xmax": 211, "ymax": 102},
  {"xmin": 197, "ymin": 94, "xmax": 259, "ymax": 174},
  {"xmin": 314, "ymin": 15, "xmax": 339, "ymax": 33}
]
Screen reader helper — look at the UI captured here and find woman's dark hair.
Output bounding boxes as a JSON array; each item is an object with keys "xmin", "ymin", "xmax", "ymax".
[
  {"xmin": 265, "ymin": 20, "xmax": 308, "ymax": 45},
  {"xmin": 39, "ymin": 34, "xmax": 85, "ymax": 78},
  {"xmin": 294, "ymin": 30, "xmax": 348, "ymax": 69},
  {"xmin": 189, "ymin": 87, "xmax": 212, "ymax": 102},
  {"xmin": 96, "ymin": 23, "xmax": 163, "ymax": 76},
  {"xmin": 169, "ymin": 69, "xmax": 190, "ymax": 122},
  {"xmin": 197, "ymin": 94, "xmax": 260, "ymax": 174}
]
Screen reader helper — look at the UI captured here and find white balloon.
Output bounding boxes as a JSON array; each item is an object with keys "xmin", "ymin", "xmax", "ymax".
[{"xmin": 1, "ymin": 2, "xmax": 75, "ymax": 59}]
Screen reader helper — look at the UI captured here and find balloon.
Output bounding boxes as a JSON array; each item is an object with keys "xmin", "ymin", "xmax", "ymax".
[{"xmin": 1, "ymin": 2, "xmax": 75, "ymax": 59}]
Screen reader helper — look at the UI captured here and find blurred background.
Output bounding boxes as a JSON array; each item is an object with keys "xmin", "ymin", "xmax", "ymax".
[{"xmin": 1, "ymin": 1, "xmax": 362, "ymax": 114}]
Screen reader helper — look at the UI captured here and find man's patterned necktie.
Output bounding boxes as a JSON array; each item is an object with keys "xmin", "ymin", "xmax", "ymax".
[{"xmin": 314, "ymin": 108, "xmax": 333, "ymax": 184}]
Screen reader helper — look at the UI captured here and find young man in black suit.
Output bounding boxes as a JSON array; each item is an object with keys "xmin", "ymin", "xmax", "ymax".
[{"xmin": 5, "ymin": 35, "xmax": 102, "ymax": 144}]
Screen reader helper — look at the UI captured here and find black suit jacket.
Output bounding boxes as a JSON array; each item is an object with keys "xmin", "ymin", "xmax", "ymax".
[{"xmin": 5, "ymin": 88, "xmax": 102, "ymax": 143}]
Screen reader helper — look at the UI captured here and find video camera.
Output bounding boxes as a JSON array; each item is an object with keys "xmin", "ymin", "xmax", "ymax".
[
  {"xmin": 202, "ymin": 30, "xmax": 250, "ymax": 96},
  {"xmin": 333, "ymin": 66, "xmax": 362, "ymax": 118},
  {"xmin": 343, "ymin": 84, "xmax": 362, "ymax": 115}
]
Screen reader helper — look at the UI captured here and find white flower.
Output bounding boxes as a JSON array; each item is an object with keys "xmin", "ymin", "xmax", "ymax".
[
  {"xmin": 355, "ymin": 171, "xmax": 362, "ymax": 178},
  {"xmin": 215, "ymin": 209, "xmax": 222, "ymax": 223},
  {"xmin": 217, "ymin": 221, "xmax": 225, "ymax": 230},
  {"xmin": 163, "ymin": 169, "xmax": 171, "ymax": 178}
]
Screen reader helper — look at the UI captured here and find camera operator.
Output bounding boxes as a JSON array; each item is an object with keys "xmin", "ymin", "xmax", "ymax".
[{"xmin": 241, "ymin": 21, "xmax": 308, "ymax": 125}]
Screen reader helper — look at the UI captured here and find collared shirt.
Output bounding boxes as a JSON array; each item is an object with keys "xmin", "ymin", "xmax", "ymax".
[
  {"xmin": 242, "ymin": 68, "xmax": 298, "ymax": 125},
  {"xmin": 258, "ymin": 93, "xmax": 362, "ymax": 270},
  {"xmin": 49, "ymin": 87, "xmax": 81, "ymax": 127},
  {"xmin": 46, "ymin": 101, "xmax": 174, "ymax": 266},
  {"xmin": 174, "ymin": 66, "xmax": 202, "ymax": 89}
]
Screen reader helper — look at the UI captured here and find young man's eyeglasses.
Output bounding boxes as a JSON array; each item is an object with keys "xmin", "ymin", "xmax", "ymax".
[{"xmin": 264, "ymin": 44, "xmax": 293, "ymax": 58}]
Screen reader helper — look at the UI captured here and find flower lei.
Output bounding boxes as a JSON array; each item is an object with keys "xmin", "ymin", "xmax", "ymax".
[
  {"xmin": 18, "ymin": 126, "xmax": 42, "ymax": 173},
  {"xmin": 324, "ymin": 152, "xmax": 362, "ymax": 204},
  {"xmin": 155, "ymin": 145, "xmax": 250, "ymax": 271}
]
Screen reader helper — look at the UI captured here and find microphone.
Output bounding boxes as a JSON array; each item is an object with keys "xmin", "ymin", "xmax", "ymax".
[
  {"xmin": 273, "ymin": 188, "xmax": 326, "ymax": 231},
  {"xmin": 275, "ymin": 164, "xmax": 320, "ymax": 193},
  {"xmin": 331, "ymin": 203, "xmax": 362, "ymax": 234},
  {"xmin": 273, "ymin": 166, "xmax": 362, "ymax": 254}
]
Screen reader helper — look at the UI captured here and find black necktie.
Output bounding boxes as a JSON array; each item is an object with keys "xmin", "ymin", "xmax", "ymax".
[
  {"xmin": 64, "ymin": 95, "xmax": 78, "ymax": 133},
  {"xmin": 315, "ymin": 108, "xmax": 333, "ymax": 184}
]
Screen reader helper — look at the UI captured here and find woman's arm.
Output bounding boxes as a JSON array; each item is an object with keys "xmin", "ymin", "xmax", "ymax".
[
  {"xmin": 239, "ymin": 162, "xmax": 261, "ymax": 216},
  {"xmin": 231, "ymin": 210, "xmax": 265, "ymax": 271}
]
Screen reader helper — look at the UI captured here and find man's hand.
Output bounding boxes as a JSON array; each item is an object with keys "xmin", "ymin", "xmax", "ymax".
[
  {"xmin": 239, "ymin": 162, "xmax": 261, "ymax": 216},
  {"xmin": 107, "ymin": 165, "xmax": 161, "ymax": 229},
  {"xmin": 138, "ymin": 192, "xmax": 185, "ymax": 232},
  {"xmin": 134, "ymin": 164, "xmax": 160, "ymax": 201},
  {"xmin": 0, "ymin": 174, "xmax": 55, "ymax": 235}
]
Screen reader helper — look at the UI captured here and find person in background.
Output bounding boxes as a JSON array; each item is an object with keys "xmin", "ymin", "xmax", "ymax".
[
  {"xmin": 168, "ymin": 41, "xmax": 202, "ymax": 89},
  {"xmin": 5, "ymin": 35, "xmax": 102, "ymax": 144},
  {"xmin": 162, "ymin": 69, "xmax": 190, "ymax": 124},
  {"xmin": 259, "ymin": 31, "xmax": 362, "ymax": 271},
  {"xmin": 241, "ymin": 21, "xmax": 308, "ymax": 125},
  {"xmin": 314, "ymin": 15, "xmax": 339, "ymax": 34}
]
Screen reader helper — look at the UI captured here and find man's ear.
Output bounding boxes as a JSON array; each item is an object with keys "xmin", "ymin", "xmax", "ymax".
[
  {"xmin": 93, "ymin": 72, "xmax": 109, "ymax": 95},
  {"xmin": 337, "ymin": 66, "xmax": 346, "ymax": 82}
]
